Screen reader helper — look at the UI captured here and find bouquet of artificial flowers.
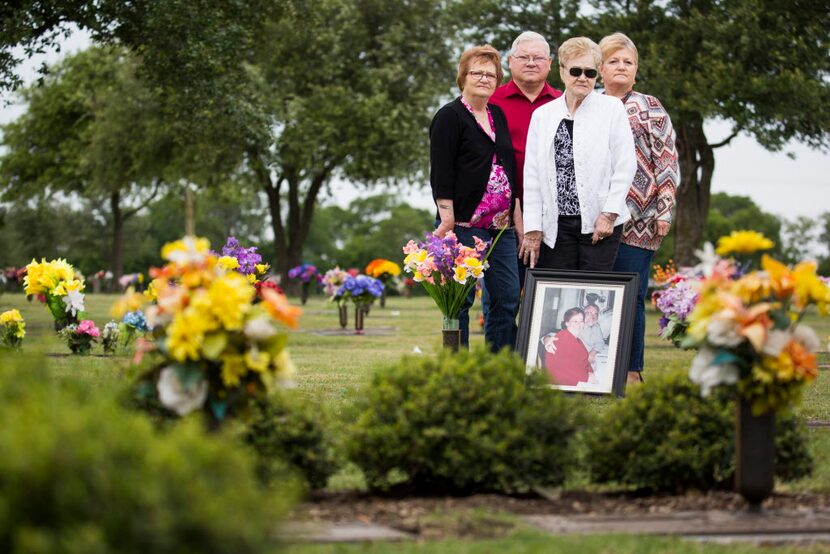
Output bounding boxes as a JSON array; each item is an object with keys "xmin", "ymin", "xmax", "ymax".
[
  {"xmin": 59, "ymin": 319, "xmax": 100, "ymax": 355},
  {"xmin": 0, "ymin": 309, "xmax": 26, "ymax": 349},
  {"xmin": 333, "ymin": 275, "xmax": 384, "ymax": 306},
  {"xmin": 216, "ymin": 236, "xmax": 270, "ymax": 283},
  {"xmin": 365, "ymin": 259, "xmax": 401, "ymax": 282},
  {"xmin": 402, "ymin": 231, "xmax": 493, "ymax": 324},
  {"xmin": 102, "ymin": 321, "xmax": 120, "ymax": 354},
  {"xmin": 23, "ymin": 258, "xmax": 86, "ymax": 330},
  {"xmin": 321, "ymin": 267, "xmax": 350, "ymax": 303},
  {"xmin": 112, "ymin": 236, "xmax": 302, "ymax": 421},
  {"xmin": 685, "ymin": 232, "xmax": 830, "ymax": 414},
  {"xmin": 288, "ymin": 263, "xmax": 319, "ymax": 283}
]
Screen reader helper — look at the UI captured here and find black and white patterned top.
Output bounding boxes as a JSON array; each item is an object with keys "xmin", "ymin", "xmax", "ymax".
[{"xmin": 553, "ymin": 119, "xmax": 579, "ymax": 216}]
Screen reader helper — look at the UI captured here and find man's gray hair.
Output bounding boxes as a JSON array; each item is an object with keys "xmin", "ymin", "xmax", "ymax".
[{"xmin": 510, "ymin": 31, "xmax": 551, "ymax": 57}]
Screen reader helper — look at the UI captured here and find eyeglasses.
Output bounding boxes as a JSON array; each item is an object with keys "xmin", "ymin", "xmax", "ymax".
[
  {"xmin": 467, "ymin": 70, "xmax": 497, "ymax": 81},
  {"xmin": 566, "ymin": 66, "xmax": 598, "ymax": 78},
  {"xmin": 512, "ymin": 55, "xmax": 549, "ymax": 65}
]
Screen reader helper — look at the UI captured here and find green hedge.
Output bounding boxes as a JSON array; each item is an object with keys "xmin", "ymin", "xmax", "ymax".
[
  {"xmin": 0, "ymin": 355, "xmax": 294, "ymax": 554},
  {"xmin": 348, "ymin": 347, "xmax": 584, "ymax": 494},
  {"xmin": 584, "ymin": 369, "xmax": 813, "ymax": 492},
  {"xmin": 243, "ymin": 392, "xmax": 340, "ymax": 490}
]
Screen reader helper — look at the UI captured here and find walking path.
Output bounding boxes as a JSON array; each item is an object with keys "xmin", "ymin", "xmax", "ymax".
[{"xmin": 282, "ymin": 508, "xmax": 830, "ymax": 545}]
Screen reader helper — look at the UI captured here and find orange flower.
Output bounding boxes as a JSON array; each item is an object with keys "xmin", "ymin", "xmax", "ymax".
[{"xmin": 261, "ymin": 288, "xmax": 302, "ymax": 329}]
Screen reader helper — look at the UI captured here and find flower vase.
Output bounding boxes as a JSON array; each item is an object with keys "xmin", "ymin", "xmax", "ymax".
[
  {"xmin": 354, "ymin": 303, "xmax": 365, "ymax": 334},
  {"xmin": 735, "ymin": 397, "xmax": 776, "ymax": 513},
  {"xmin": 338, "ymin": 303, "xmax": 348, "ymax": 329},
  {"xmin": 442, "ymin": 316, "xmax": 460, "ymax": 352},
  {"xmin": 301, "ymin": 281, "xmax": 310, "ymax": 305}
]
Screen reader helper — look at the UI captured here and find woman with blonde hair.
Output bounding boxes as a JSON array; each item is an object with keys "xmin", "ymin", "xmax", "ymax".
[
  {"xmin": 429, "ymin": 45, "xmax": 520, "ymax": 352},
  {"xmin": 599, "ymin": 32, "xmax": 679, "ymax": 384},
  {"xmin": 521, "ymin": 37, "xmax": 636, "ymax": 272}
]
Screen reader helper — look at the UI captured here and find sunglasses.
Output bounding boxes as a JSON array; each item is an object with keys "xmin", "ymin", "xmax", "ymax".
[{"xmin": 567, "ymin": 66, "xmax": 598, "ymax": 78}]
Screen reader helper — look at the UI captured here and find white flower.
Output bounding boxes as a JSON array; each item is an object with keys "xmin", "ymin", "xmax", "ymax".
[
  {"xmin": 689, "ymin": 347, "xmax": 739, "ymax": 397},
  {"xmin": 157, "ymin": 367, "xmax": 208, "ymax": 416},
  {"xmin": 793, "ymin": 325, "xmax": 820, "ymax": 353},
  {"xmin": 706, "ymin": 317, "xmax": 744, "ymax": 347},
  {"xmin": 244, "ymin": 317, "xmax": 277, "ymax": 341},
  {"xmin": 166, "ymin": 236, "xmax": 209, "ymax": 265},
  {"xmin": 693, "ymin": 242, "xmax": 720, "ymax": 278},
  {"xmin": 762, "ymin": 329, "xmax": 791, "ymax": 356},
  {"xmin": 62, "ymin": 289, "xmax": 85, "ymax": 316}
]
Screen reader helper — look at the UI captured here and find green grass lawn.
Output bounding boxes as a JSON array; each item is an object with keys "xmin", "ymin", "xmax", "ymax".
[{"xmin": 3, "ymin": 290, "xmax": 830, "ymax": 552}]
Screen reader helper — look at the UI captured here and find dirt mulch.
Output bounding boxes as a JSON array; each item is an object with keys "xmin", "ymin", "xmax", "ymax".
[{"xmin": 294, "ymin": 490, "xmax": 830, "ymax": 536}]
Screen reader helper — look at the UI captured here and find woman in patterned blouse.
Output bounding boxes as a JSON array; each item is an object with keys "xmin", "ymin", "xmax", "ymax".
[{"xmin": 599, "ymin": 32, "xmax": 680, "ymax": 384}]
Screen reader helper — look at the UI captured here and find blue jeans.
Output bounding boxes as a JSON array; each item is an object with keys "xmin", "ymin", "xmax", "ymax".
[
  {"xmin": 454, "ymin": 226, "xmax": 520, "ymax": 353},
  {"xmin": 612, "ymin": 243, "xmax": 654, "ymax": 372}
]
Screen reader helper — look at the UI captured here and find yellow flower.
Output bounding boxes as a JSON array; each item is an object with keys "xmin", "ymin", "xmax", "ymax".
[
  {"xmin": 0, "ymin": 309, "xmax": 23, "ymax": 324},
  {"xmin": 247, "ymin": 273, "xmax": 257, "ymax": 284},
  {"xmin": 687, "ymin": 290, "xmax": 724, "ymax": 341},
  {"xmin": 217, "ymin": 256, "xmax": 240, "ymax": 271},
  {"xmin": 453, "ymin": 265, "xmax": 468, "ymax": 284},
  {"xmin": 255, "ymin": 263, "xmax": 270, "ymax": 274},
  {"xmin": 144, "ymin": 280, "xmax": 159, "ymax": 302},
  {"xmin": 715, "ymin": 230, "xmax": 774, "ymax": 256},
  {"xmin": 245, "ymin": 350, "xmax": 271, "ymax": 373},
  {"xmin": 166, "ymin": 309, "xmax": 210, "ymax": 361},
  {"xmin": 111, "ymin": 287, "xmax": 145, "ymax": 318},
  {"xmin": 792, "ymin": 261, "xmax": 830, "ymax": 314},
  {"xmin": 462, "ymin": 257, "xmax": 484, "ymax": 278},
  {"xmin": 161, "ymin": 236, "xmax": 211, "ymax": 265},
  {"xmin": 220, "ymin": 353, "xmax": 248, "ymax": 387},
  {"xmin": 207, "ymin": 272, "xmax": 255, "ymax": 330}
]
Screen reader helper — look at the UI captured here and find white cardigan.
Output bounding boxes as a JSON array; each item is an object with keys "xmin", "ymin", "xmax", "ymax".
[{"xmin": 523, "ymin": 90, "xmax": 637, "ymax": 249}]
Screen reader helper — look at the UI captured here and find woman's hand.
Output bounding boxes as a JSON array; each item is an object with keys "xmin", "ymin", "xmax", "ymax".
[
  {"xmin": 591, "ymin": 212, "xmax": 616, "ymax": 244},
  {"xmin": 521, "ymin": 231, "xmax": 542, "ymax": 268},
  {"xmin": 656, "ymin": 220, "xmax": 671, "ymax": 238},
  {"xmin": 433, "ymin": 221, "xmax": 454, "ymax": 238},
  {"xmin": 433, "ymin": 198, "xmax": 455, "ymax": 238}
]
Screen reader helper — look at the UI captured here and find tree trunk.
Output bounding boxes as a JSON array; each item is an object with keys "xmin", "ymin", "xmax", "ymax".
[
  {"xmin": 673, "ymin": 117, "xmax": 715, "ymax": 266},
  {"xmin": 109, "ymin": 191, "xmax": 125, "ymax": 280}
]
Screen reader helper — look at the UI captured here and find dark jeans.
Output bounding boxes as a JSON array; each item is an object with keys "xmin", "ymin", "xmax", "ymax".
[
  {"xmin": 538, "ymin": 215, "xmax": 622, "ymax": 271},
  {"xmin": 481, "ymin": 232, "xmax": 527, "ymax": 330},
  {"xmin": 454, "ymin": 226, "xmax": 520, "ymax": 353},
  {"xmin": 612, "ymin": 242, "xmax": 654, "ymax": 373}
]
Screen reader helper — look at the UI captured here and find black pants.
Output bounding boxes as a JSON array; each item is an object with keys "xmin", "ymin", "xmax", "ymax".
[{"xmin": 538, "ymin": 215, "xmax": 622, "ymax": 271}]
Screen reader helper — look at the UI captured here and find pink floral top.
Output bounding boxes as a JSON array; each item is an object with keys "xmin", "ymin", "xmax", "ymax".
[{"xmin": 457, "ymin": 97, "xmax": 512, "ymax": 230}]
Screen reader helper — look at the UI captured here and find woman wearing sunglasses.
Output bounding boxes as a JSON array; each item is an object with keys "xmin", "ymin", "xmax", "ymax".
[
  {"xmin": 520, "ymin": 37, "xmax": 636, "ymax": 272},
  {"xmin": 600, "ymin": 32, "xmax": 679, "ymax": 384}
]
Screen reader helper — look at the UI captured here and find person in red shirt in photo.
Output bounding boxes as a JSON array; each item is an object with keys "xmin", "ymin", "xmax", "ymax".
[{"xmin": 490, "ymin": 31, "xmax": 562, "ymax": 290}]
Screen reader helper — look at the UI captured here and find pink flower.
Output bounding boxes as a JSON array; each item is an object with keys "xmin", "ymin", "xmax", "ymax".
[
  {"xmin": 402, "ymin": 240, "xmax": 420, "ymax": 255},
  {"xmin": 77, "ymin": 319, "xmax": 101, "ymax": 338}
]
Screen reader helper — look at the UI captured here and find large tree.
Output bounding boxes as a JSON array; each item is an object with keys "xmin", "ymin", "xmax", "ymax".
[
  {"xmin": 0, "ymin": 47, "xmax": 172, "ymax": 277},
  {"xmin": 460, "ymin": 0, "xmax": 830, "ymax": 265}
]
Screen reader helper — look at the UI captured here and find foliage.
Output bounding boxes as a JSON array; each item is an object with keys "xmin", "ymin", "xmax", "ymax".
[
  {"xmin": 243, "ymin": 393, "xmax": 340, "ymax": 491},
  {"xmin": 706, "ymin": 193, "xmax": 783, "ymax": 257},
  {"xmin": 0, "ymin": 355, "xmax": 294, "ymax": 554},
  {"xmin": 348, "ymin": 347, "xmax": 584, "ymax": 494},
  {"xmin": 584, "ymin": 369, "xmax": 812, "ymax": 492}
]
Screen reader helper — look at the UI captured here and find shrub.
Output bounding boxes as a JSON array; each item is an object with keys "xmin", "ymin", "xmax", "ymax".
[
  {"xmin": 584, "ymin": 369, "xmax": 812, "ymax": 492},
  {"xmin": 243, "ymin": 392, "xmax": 340, "ymax": 490},
  {"xmin": 347, "ymin": 347, "xmax": 584, "ymax": 494},
  {"xmin": 0, "ymin": 355, "xmax": 295, "ymax": 554}
]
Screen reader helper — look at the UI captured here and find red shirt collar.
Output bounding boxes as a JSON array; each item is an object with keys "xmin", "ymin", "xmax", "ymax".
[{"xmin": 503, "ymin": 79, "xmax": 560, "ymax": 100}]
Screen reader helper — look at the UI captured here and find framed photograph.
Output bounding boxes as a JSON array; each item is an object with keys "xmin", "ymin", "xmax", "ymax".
[{"xmin": 517, "ymin": 269, "xmax": 640, "ymax": 396}]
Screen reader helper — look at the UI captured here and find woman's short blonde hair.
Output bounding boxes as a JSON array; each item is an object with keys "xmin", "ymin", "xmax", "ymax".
[
  {"xmin": 599, "ymin": 32, "xmax": 639, "ymax": 64},
  {"xmin": 456, "ymin": 45, "xmax": 503, "ymax": 91},
  {"xmin": 557, "ymin": 37, "xmax": 601, "ymax": 69}
]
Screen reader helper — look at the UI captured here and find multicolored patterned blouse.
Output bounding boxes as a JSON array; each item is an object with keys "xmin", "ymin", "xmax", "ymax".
[
  {"xmin": 456, "ymin": 97, "xmax": 512, "ymax": 230},
  {"xmin": 618, "ymin": 91, "xmax": 679, "ymax": 250}
]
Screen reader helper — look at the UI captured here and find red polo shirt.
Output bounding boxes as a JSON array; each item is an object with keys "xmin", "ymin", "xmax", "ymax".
[{"xmin": 490, "ymin": 80, "xmax": 562, "ymax": 199}]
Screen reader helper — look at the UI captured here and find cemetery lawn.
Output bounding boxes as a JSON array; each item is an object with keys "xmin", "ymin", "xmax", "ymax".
[{"xmin": 3, "ymin": 292, "xmax": 830, "ymax": 552}]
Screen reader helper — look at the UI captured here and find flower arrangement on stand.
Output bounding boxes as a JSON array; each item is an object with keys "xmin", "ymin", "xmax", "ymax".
[
  {"xmin": 333, "ymin": 275, "xmax": 384, "ymax": 334},
  {"xmin": 651, "ymin": 261, "xmax": 699, "ymax": 347},
  {"xmin": 23, "ymin": 258, "xmax": 86, "ymax": 331},
  {"xmin": 322, "ymin": 267, "xmax": 350, "ymax": 328},
  {"xmin": 59, "ymin": 320, "xmax": 101, "ymax": 355},
  {"xmin": 0, "ymin": 309, "xmax": 26, "ymax": 349},
  {"xmin": 365, "ymin": 259, "xmax": 401, "ymax": 308},
  {"xmin": 682, "ymin": 230, "xmax": 830, "ymax": 510},
  {"xmin": 288, "ymin": 263, "xmax": 319, "ymax": 305},
  {"xmin": 102, "ymin": 321, "xmax": 120, "ymax": 355},
  {"xmin": 402, "ymin": 230, "xmax": 497, "ymax": 351},
  {"xmin": 113, "ymin": 236, "xmax": 302, "ymax": 424}
]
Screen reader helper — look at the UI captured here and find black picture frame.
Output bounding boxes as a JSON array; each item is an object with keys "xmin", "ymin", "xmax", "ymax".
[{"xmin": 517, "ymin": 269, "xmax": 640, "ymax": 397}]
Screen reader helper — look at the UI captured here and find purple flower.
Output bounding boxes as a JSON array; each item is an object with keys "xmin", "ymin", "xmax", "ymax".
[
  {"xmin": 219, "ymin": 236, "xmax": 263, "ymax": 275},
  {"xmin": 334, "ymin": 275, "xmax": 384, "ymax": 302},
  {"xmin": 288, "ymin": 263, "xmax": 319, "ymax": 283}
]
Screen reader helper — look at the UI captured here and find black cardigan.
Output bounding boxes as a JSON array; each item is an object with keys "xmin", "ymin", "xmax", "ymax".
[{"xmin": 429, "ymin": 97, "xmax": 518, "ymax": 224}]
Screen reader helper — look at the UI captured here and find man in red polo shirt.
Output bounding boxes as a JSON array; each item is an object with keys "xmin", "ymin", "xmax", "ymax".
[{"xmin": 491, "ymin": 31, "xmax": 561, "ymax": 288}]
